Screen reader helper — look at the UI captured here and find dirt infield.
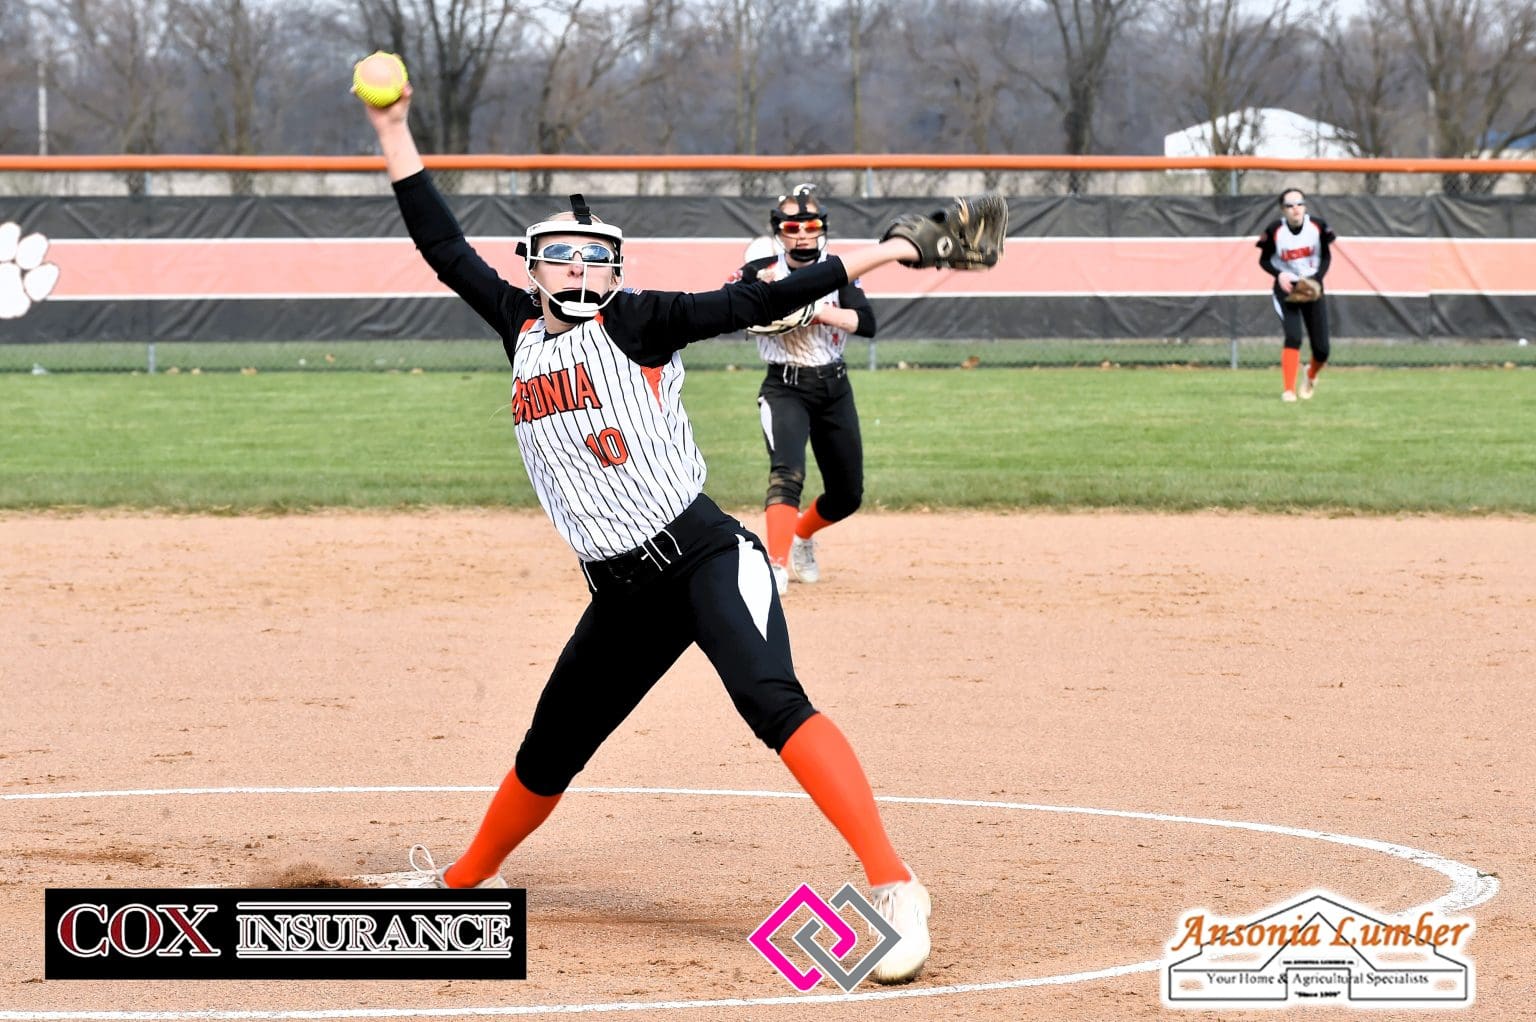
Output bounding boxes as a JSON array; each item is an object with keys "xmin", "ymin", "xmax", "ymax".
[{"xmin": 3, "ymin": 510, "xmax": 1532, "ymax": 1020}]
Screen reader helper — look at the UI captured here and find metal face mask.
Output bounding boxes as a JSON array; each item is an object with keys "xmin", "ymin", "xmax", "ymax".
[{"xmin": 518, "ymin": 194, "xmax": 625, "ymax": 321}]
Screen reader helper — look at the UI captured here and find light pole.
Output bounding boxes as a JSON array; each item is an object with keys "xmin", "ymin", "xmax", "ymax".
[
  {"xmin": 37, "ymin": 57, "xmax": 49, "ymax": 156},
  {"xmin": 31, "ymin": 3, "xmax": 50, "ymax": 156}
]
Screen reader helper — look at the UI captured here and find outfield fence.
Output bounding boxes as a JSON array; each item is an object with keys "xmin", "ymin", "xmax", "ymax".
[{"xmin": 2, "ymin": 154, "xmax": 1533, "ymax": 373}]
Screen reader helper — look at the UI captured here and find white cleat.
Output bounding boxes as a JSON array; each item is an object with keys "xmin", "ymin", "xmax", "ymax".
[
  {"xmin": 869, "ymin": 874, "xmax": 932, "ymax": 984},
  {"xmin": 771, "ymin": 562, "xmax": 789, "ymax": 597},
  {"xmin": 377, "ymin": 844, "xmax": 508, "ymax": 889},
  {"xmin": 1281, "ymin": 390, "xmax": 1298, "ymax": 403},
  {"xmin": 1299, "ymin": 371, "xmax": 1316, "ymax": 399},
  {"xmin": 789, "ymin": 535, "xmax": 820, "ymax": 584}
]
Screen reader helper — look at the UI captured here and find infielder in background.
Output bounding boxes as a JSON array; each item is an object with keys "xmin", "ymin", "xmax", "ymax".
[
  {"xmin": 1258, "ymin": 188, "xmax": 1336, "ymax": 402},
  {"xmin": 357, "ymin": 80, "xmax": 1004, "ymax": 984},
  {"xmin": 730, "ymin": 184, "xmax": 874, "ymax": 595}
]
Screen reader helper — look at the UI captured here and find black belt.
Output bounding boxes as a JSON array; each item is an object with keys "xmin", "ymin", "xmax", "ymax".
[
  {"xmin": 580, "ymin": 494, "xmax": 720, "ymax": 592},
  {"xmin": 768, "ymin": 361, "xmax": 846, "ymax": 383}
]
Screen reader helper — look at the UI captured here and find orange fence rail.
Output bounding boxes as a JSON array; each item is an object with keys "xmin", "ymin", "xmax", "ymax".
[{"xmin": 2, "ymin": 154, "xmax": 1535, "ymax": 174}]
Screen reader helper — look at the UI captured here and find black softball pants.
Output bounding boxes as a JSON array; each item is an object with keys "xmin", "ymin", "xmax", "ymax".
[
  {"xmin": 1273, "ymin": 289, "xmax": 1331, "ymax": 364},
  {"xmin": 757, "ymin": 363, "xmax": 864, "ymax": 521},
  {"xmin": 513, "ymin": 495, "xmax": 817, "ymax": 797}
]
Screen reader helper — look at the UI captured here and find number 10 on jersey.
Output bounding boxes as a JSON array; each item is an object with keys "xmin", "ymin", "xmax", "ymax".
[{"xmin": 584, "ymin": 428, "xmax": 630, "ymax": 467}]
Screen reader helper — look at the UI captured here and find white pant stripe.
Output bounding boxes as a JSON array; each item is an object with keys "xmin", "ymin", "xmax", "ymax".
[{"xmin": 736, "ymin": 536, "xmax": 772, "ymax": 640}]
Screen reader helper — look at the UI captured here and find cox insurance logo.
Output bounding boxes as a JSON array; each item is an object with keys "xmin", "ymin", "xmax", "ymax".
[{"xmin": 749, "ymin": 883, "xmax": 900, "ymax": 992}]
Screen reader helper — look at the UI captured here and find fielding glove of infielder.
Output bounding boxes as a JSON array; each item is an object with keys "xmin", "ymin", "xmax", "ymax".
[
  {"xmin": 881, "ymin": 193, "xmax": 1009, "ymax": 270},
  {"xmin": 747, "ymin": 301, "xmax": 820, "ymax": 335},
  {"xmin": 1286, "ymin": 276, "xmax": 1322, "ymax": 303}
]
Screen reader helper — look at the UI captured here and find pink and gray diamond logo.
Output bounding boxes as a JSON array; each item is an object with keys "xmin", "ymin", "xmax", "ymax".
[{"xmin": 749, "ymin": 883, "xmax": 901, "ymax": 992}]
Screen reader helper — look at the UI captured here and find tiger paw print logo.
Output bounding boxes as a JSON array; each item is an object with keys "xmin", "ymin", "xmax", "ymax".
[{"xmin": 0, "ymin": 221, "xmax": 61, "ymax": 319}]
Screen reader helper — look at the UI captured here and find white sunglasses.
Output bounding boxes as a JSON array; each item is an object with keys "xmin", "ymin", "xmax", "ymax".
[{"xmin": 537, "ymin": 241, "xmax": 618, "ymax": 264}]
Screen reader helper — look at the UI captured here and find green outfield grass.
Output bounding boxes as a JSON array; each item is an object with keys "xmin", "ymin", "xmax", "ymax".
[
  {"xmin": 2, "ymin": 366, "xmax": 1532, "ymax": 514},
  {"xmin": 5, "ymin": 335, "xmax": 1535, "ymax": 373}
]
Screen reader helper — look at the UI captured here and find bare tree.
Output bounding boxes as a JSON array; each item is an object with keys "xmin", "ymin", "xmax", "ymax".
[
  {"xmin": 0, "ymin": 4, "xmax": 42, "ymax": 154},
  {"xmin": 1317, "ymin": 0, "xmax": 1414, "ymax": 191},
  {"xmin": 263, "ymin": 5, "xmax": 375, "ymax": 156},
  {"xmin": 897, "ymin": 0, "xmax": 1035, "ymax": 184},
  {"xmin": 1160, "ymin": 0, "xmax": 1296, "ymax": 192},
  {"xmin": 51, "ymin": 0, "xmax": 183, "ymax": 188},
  {"xmin": 825, "ymin": 0, "xmax": 892, "ymax": 153},
  {"xmin": 1389, "ymin": 0, "xmax": 1536, "ymax": 193},
  {"xmin": 354, "ymin": 0, "xmax": 521, "ymax": 154},
  {"xmin": 630, "ymin": 0, "xmax": 689, "ymax": 159},
  {"xmin": 1013, "ymin": 0, "xmax": 1148, "ymax": 160},
  {"xmin": 724, "ymin": 0, "xmax": 766, "ymax": 157},
  {"xmin": 519, "ymin": 0, "xmax": 670, "ymax": 191},
  {"xmin": 596, "ymin": 0, "xmax": 711, "ymax": 173},
  {"xmin": 1095, "ymin": 22, "xmax": 1175, "ymax": 154},
  {"xmin": 168, "ymin": 0, "xmax": 284, "ymax": 192},
  {"xmin": 708, "ymin": 0, "xmax": 769, "ymax": 190}
]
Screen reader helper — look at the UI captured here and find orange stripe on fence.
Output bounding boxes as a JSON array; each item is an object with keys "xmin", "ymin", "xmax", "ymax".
[
  {"xmin": 49, "ymin": 239, "xmax": 475, "ymax": 298},
  {"xmin": 41, "ymin": 237, "xmax": 1536, "ymax": 300}
]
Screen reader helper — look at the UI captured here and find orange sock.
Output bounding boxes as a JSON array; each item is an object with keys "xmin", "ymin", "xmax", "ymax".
[
  {"xmin": 765, "ymin": 503, "xmax": 798, "ymax": 566},
  {"xmin": 1307, "ymin": 361, "xmax": 1322, "ymax": 381},
  {"xmin": 1281, "ymin": 348, "xmax": 1300, "ymax": 393},
  {"xmin": 795, "ymin": 501, "xmax": 833, "ymax": 541},
  {"xmin": 779, "ymin": 713, "xmax": 910, "ymax": 887},
  {"xmin": 443, "ymin": 768, "xmax": 560, "ymax": 888}
]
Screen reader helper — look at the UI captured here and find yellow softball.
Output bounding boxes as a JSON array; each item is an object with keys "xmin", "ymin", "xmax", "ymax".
[{"xmin": 353, "ymin": 51, "xmax": 408, "ymax": 108}]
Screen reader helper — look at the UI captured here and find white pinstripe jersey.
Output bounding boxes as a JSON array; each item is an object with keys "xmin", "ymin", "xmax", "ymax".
[
  {"xmin": 512, "ymin": 315, "xmax": 703, "ymax": 561},
  {"xmin": 392, "ymin": 170, "xmax": 854, "ymax": 563},
  {"xmin": 753, "ymin": 252, "xmax": 853, "ymax": 367}
]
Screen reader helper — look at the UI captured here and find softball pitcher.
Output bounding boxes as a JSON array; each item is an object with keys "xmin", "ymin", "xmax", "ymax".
[
  {"xmin": 357, "ymin": 80, "xmax": 1002, "ymax": 984},
  {"xmin": 732, "ymin": 185, "xmax": 874, "ymax": 595}
]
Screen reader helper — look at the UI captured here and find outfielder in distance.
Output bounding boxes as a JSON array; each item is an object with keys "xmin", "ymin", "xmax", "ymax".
[
  {"xmin": 730, "ymin": 184, "xmax": 876, "ymax": 596},
  {"xmin": 1258, "ymin": 187, "xmax": 1336, "ymax": 402},
  {"xmin": 354, "ymin": 70, "xmax": 1006, "ymax": 984}
]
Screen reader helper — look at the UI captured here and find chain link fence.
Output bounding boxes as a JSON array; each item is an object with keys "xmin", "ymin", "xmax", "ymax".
[
  {"xmin": 8, "ymin": 337, "xmax": 1534, "ymax": 377},
  {"xmin": 6, "ymin": 163, "xmax": 1536, "ymax": 200}
]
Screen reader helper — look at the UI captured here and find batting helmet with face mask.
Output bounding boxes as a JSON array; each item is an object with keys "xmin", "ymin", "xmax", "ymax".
[{"xmin": 517, "ymin": 194, "xmax": 624, "ymax": 322}]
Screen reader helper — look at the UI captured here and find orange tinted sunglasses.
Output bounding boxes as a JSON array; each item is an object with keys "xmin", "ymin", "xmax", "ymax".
[{"xmin": 778, "ymin": 218, "xmax": 825, "ymax": 236}]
